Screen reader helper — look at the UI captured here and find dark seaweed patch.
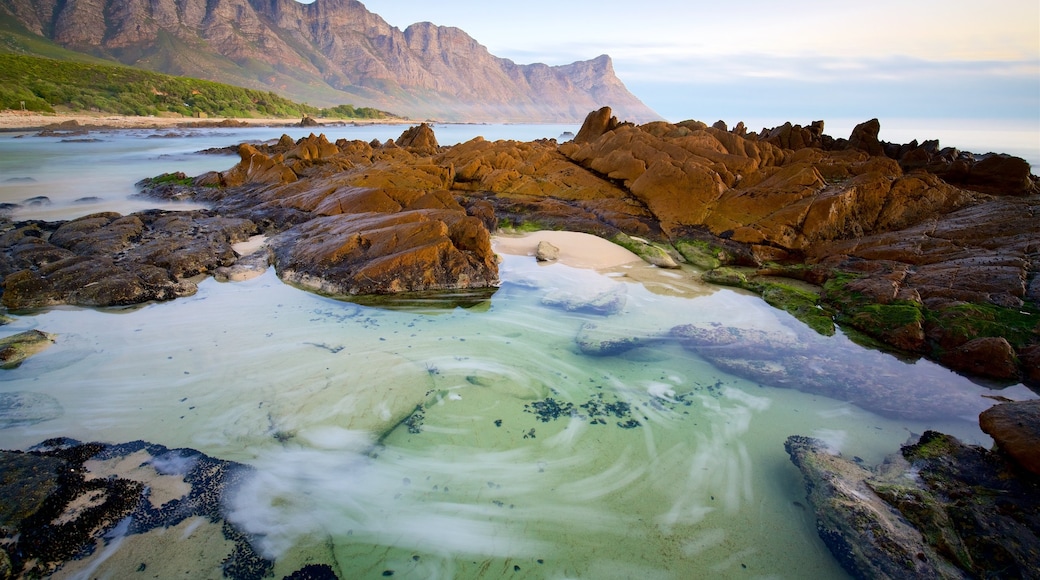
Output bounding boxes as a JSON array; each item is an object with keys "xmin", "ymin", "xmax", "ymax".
[
  {"xmin": 403, "ymin": 405, "xmax": 425, "ymax": 434},
  {"xmin": 523, "ymin": 398, "xmax": 574, "ymax": 422}
]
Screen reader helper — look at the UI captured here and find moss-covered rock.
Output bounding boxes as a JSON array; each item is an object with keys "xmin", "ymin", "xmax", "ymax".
[
  {"xmin": 703, "ymin": 267, "xmax": 835, "ymax": 335},
  {"xmin": 612, "ymin": 233, "xmax": 679, "ymax": 268},
  {"xmin": 0, "ymin": 330, "xmax": 55, "ymax": 369},
  {"xmin": 674, "ymin": 238, "xmax": 730, "ymax": 270}
]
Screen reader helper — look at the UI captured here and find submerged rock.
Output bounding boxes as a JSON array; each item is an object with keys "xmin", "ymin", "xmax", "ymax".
[
  {"xmin": 784, "ymin": 436, "xmax": 961, "ymax": 579},
  {"xmin": 0, "ymin": 329, "xmax": 56, "ymax": 368},
  {"xmin": 788, "ymin": 425, "xmax": 1040, "ymax": 579},
  {"xmin": 0, "ymin": 391, "xmax": 63, "ymax": 428},
  {"xmin": 542, "ymin": 285, "xmax": 627, "ymax": 316}
]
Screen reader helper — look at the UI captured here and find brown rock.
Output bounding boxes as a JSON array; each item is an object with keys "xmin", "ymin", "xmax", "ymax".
[
  {"xmin": 220, "ymin": 144, "xmax": 298, "ymax": 187},
  {"xmin": 962, "ymin": 154, "xmax": 1036, "ymax": 195},
  {"xmin": 285, "ymin": 133, "xmax": 339, "ymax": 162},
  {"xmin": 573, "ymin": 106, "xmax": 622, "ymax": 144},
  {"xmin": 396, "ymin": 123, "xmax": 440, "ymax": 155},
  {"xmin": 847, "ymin": 118, "xmax": 884, "ymax": 156},
  {"xmin": 979, "ymin": 400, "xmax": 1040, "ymax": 476},
  {"xmin": 1020, "ymin": 345, "xmax": 1040, "ymax": 384},
  {"xmin": 270, "ymin": 210, "xmax": 497, "ymax": 296},
  {"xmin": 941, "ymin": 336, "xmax": 1020, "ymax": 380}
]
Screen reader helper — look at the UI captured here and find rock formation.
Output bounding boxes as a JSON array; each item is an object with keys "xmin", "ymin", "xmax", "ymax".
[
  {"xmin": 4, "ymin": 110, "xmax": 1036, "ymax": 383},
  {"xmin": 0, "ymin": 0, "xmax": 661, "ymax": 123},
  {"xmin": 0, "ymin": 210, "xmax": 255, "ymax": 309},
  {"xmin": 0, "ymin": 439, "xmax": 280, "ymax": 579},
  {"xmin": 787, "ymin": 400, "xmax": 1040, "ymax": 579}
]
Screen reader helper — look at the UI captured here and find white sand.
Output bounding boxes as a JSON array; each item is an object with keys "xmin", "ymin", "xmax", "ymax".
[
  {"xmin": 493, "ymin": 230, "xmax": 643, "ymax": 270},
  {"xmin": 232, "ymin": 235, "xmax": 269, "ymax": 257}
]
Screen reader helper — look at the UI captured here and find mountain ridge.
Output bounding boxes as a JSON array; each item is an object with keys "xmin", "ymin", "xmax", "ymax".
[{"xmin": 0, "ymin": 0, "xmax": 661, "ymax": 123}]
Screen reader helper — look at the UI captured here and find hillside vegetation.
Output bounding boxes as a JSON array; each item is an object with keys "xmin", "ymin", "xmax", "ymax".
[{"xmin": 0, "ymin": 53, "xmax": 390, "ymax": 120}]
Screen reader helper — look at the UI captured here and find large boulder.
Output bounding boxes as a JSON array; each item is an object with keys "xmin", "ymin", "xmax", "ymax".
[
  {"xmin": 979, "ymin": 400, "xmax": 1040, "ymax": 476},
  {"xmin": 270, "ymin": 210, "xmax": 497, "ymax": 296},
  {"xmin": 396, "ymin": 123, "xmax": 440, "ymax": 155},
  {"xmin": 572, "ymin": 106, "xmax": 623, "ymax": 144}
]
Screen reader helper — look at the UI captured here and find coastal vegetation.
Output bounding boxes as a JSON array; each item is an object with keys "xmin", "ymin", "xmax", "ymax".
[{"xmin": 0, "ymin": 53, "xmax": 390, "ymax": 120}]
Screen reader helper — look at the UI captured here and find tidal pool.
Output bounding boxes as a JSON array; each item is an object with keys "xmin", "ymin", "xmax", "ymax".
[
  {"xmin": 1, "ymin": 125, "xmax": 1035, "ymax": 578},
  {"xmin": 2, "ymin": 239, "xmax": 1032, "ymax": 578}
]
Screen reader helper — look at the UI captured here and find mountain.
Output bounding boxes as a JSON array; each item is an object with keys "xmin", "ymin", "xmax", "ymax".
[{"xmin": 0, "ymin": 0, "xmax": 661, "ymax": 123}]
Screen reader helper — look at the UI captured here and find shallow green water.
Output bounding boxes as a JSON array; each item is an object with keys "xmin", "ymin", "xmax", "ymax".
[{"xmin": 1, "ymin": 247, "xmax": 1028, "ymax": 579}]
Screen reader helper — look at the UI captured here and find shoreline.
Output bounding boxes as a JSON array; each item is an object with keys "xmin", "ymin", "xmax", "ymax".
[
  {"xmin": 493, "ymin": 230, "xmax": 643, "ymax": 270},
  {"xmin": 0, "ymin": 110, "xmax": 422, "ymax": 132}
]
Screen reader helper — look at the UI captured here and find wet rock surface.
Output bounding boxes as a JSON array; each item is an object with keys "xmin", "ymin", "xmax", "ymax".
[
  {"xmin": 0, "ymin": 329, "xmax": 55, "ymax": 368},
  {"xmin": 787, "ymin": 422, "xmax": 1040, "ymax": 580},
  {"xmin": 785, "ymin": 435, "xmax": 964, "ymax": 579},
  {"xmin": 0, "ymin": 210, "xmax": 256, "ymax": 309},
  {"xmin": 0, "ymin": 439, "xmax": 275, "ymax": 579}
]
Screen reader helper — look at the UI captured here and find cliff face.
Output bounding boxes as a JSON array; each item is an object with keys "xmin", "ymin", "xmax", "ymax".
[{"xmin": 0, "ymin": 0, "xmax": 661, "ymax": 123}]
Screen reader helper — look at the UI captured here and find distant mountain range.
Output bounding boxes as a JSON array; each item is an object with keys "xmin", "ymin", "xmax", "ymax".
[{"xmin": 0, "ymin": 0, "xmax": 661, "ymax": 123}]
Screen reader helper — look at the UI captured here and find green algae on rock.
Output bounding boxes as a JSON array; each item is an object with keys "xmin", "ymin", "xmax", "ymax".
[{"xmin": 0, "ymin": 329, "xmax": 56, "ymax": 369}]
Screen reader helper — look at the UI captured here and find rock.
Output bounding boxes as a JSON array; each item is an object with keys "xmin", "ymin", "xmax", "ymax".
[
  {"xmin": 847, "ymin": 118, "xmax": 884, "ymax": 156},
  {"xmin": 784, "ymin": 435, "xmax": 962, "ymax": 579},
  {"xmin": 954, "ymin": 153, "xmax": 1035, "ymax": 196},
  {"xmin": 1020, "ymin": 345, "xmax": 1040, "ymax": 384},
  {"xmin": 396, "ymin": 123, "xmax": 439, "ymax": 155},
  {"xmin": 270, "ymin": 210, "xmax": 497, "ymax": 296},
  {"xmin": 671, "ymin": 322, "xmax": 987, "ymax": 420},
  {"xmin": 575, "ymin": 322, "xmax": 656, "ymax": 355},
  {"xmin": 0, "ymin": 330, "xmax": 55, "ymax": 369},
  {"xmin": 298, "ymin": 115, "xmax": 319, "ymax": 127},
  {"xmin": 285, "ymin": 133, "xmax": 339, "ymax": 162},
  {"xmin": 542, "ymin": 285, "xmax": 627, "ymax": 316},
  {"xmin": 0, "ymin": 440, "xmax": 271, "ymax": 579},
  {"xmin": 941, "ymin": 336, "xmax": 1020, "ymax": 380},
  {"xmin": 535, "ymin": 240, "xmax": 559, "ymax": 262},
  {"xmin": 896, "ymin": 431, "xmax": 1040, "ymax": 579},
  {"xmin": 220, "ymin": 144, "xmax": 298, "ymax": 187},
  {"xmin": 615, "ymin": 234, "xmax": 679, "ymax": 268},
  {"xmin": 213, "ymin": 250, "xmax": 271, "ymax": 282},
  {"xmin": 0, "ymin": 211, "xmax": 257, "ymax": 309},
  {"xmin": 572, "ymin": 106, "xmax": 622, "ymax": 144},
  {"xmin": 979, "ymin": 400, "xmax": 1040, "ymax": 476}
]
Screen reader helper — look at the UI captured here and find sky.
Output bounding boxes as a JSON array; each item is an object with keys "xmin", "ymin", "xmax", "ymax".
[{"xmin": 299, "ymin": 0, "xmax": 1039, "ymax": 154}]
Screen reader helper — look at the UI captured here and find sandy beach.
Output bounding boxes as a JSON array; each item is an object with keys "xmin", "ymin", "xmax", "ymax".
[
  {"xmin": 0, "ymin": 110, "xmax": 419, "ymax": 131},
  {"xmin": 493, "ymin": 230, "xmax": 643, "ymax": 270}
]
